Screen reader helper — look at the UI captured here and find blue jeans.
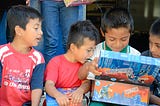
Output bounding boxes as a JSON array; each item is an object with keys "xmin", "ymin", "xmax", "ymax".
[
  {"xmin": 30, "ymin": 0, "xmax": 41, "ymax": 13},
  {"xmin": 41, "ymin": 0, "xmax": 82, "ymax": 63},
  {"xmin": 0, "ymin": 11, "xmax": 7, "ymax": 45}
]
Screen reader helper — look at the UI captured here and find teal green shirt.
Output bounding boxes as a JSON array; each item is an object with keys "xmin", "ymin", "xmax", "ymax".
[{"xmin": 102, "ymin": 42, "xmax": 129, "ymax": 53}]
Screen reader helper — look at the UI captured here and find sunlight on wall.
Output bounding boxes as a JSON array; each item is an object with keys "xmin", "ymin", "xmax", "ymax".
[
  {"xmin": 153, "ymin": 0, "xmax": 160, "ymax": 17},
  {"xmin": 144, "ymin": 0, "xmax": 160, "ymax": 18},
  {"xmin": 144, "ymin": 0, "xmax": 149, "ymax": 18}
]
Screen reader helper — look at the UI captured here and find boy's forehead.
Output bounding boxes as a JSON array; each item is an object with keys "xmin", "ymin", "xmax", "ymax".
[
  {"xmin": 28, "ymin": 18, "xmax": 41, "ymax": 22},
  {"xmin": 106, "ymin": 27, "xmax": 130, "ymax": 32},
  {"xmin": 106, "ymin": 27, "xmax": 130, "ymax": 37},
  {"xmin": 149, "ymin": 34, "xmax": 160, "ymax": 41},
  {"xmin": 27, "ymin": 18, "xmax": 42, "ymax": 25},
  {"xmin": 150, "ymin": 33, "xmax": 160, "ymax": 38},
  {"xmin": 82, "ymin": 37, "xmax": 95, "ymax": 45}
]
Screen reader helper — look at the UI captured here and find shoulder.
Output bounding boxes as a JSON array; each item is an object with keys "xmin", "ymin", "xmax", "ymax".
[
  {"xmin": 48, "ymin": 55, "xmax": 64, "ymax": 64},
  {"xmin": 93, "ymin": 42, "xmax": 103, "ymax": 58},
  {"xmin": 95, "ymin": 42, "xmax": 104, "ymax": 51},
  {"xmin": 0, "ymin": 43, "xmax": 9, "ymax": 51},
  {"xmin": 0, "ymin": 43, "xmax": 11, "ymax": 59},
  {"xmin": 96, "ymin": 42, "xmax": 103, "ymax": 48},
  {"xmin": 141, "ymin": 50, "xmax": 151, "ymax": 56},
  {"xmin": 32, "ymin": 48, "xmax": 45, "ymax": 64},
  {"xmin": 129, "ymin": 46, "xmax": 141, "ymax": 55},
  {"xmin": 51, "ymin": 55, "xmax": 64, "ymax": 61},
  {"xmin": 33, "ymin": 49, "xmax": 43, "ymax": 57}
]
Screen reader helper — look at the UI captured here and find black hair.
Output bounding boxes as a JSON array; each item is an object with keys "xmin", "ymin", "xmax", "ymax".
[
  {"xmin": 7, "ymin": 5, "xmax": 42, "ymax": 38},
  {"xmin": 66, "ymin": 20, "xmax": 100, "ymax": 50},
  {"xmin": 149, "ymin": 18, "xmax": 160, "ymax": 36},
  {"xmin": 101, "ymin": 7, "xmax": 134, "ymax": 34}
]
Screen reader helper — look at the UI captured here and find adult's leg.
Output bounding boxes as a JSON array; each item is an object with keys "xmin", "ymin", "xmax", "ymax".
[
  {"xmin": 60, "ymin": 4, "xmax": 79, "ymax": 52},
  {"xmin": 30, "ymin": 0, "xmax": 41, "ymax": 13},
  {"xmin": 0, "ymin": 11, "xmax": 7, "ymax": 45},
  {"xmin": 41, "ymin": 0, "xmax": 61, "ymax": 63}
]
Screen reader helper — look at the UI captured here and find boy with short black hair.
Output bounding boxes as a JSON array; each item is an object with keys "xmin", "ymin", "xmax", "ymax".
[
  {"xmin": 0, "ymin": 5, "xmax": 45, "ymax": 106},
  {"xmin": 142, "ymin": 18, "xmax": 160, "ymax": 105},
  {"xmin": 44, "ymin": 20, "xmax": 100, "ymax": 106},
  {"xmin": 78, "ymin": 7, "xmax": 141, "ymax": 106},
  {"xmin": 79, "ymin": 7, "xmax": 140, "ymax": 80}
]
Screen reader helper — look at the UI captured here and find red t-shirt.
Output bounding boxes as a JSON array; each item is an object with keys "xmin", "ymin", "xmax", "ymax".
[
  {"xmin": 45, "ymin": 55, "xmax": 82, "ymax": 88},
  {"xmin": 0, "ymin": 43, "xmax": 45, "ymax": 106}
]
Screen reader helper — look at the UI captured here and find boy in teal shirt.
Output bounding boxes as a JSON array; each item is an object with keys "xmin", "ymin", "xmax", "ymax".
[{"xmin": 78, "ymin": 7, "xmax": 140, "ymax": 106}]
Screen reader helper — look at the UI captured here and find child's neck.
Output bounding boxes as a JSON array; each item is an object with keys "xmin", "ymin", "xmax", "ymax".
[
  {"xmin": 103, "ymin": 42, "xmax": 128, "ymax": 53},
  {"xmin": 11, "ymin": 42, "xmax": 32, "ymax": 54},
  {"xmin": 64, "ymin": 51, "xmax": 77, "ymax": 63}
]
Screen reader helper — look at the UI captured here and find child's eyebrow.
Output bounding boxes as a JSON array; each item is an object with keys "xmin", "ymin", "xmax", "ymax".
[
  {"xmin": 122, "ymin": 36, "xmax": 130, "ymax": 38},
  {"xmin": 34, "ymin": 23, "xmax": 41, "ymax": 26},
  {"xmin": 35, "ymin": 23, "xmax": 40, "ymax": 25},
  {"xmin": 90, "ymin": 47, "xmax": 96, "ymax": 49},
  {"xmin": 155, "ymin": 43, "xmax": 160, "ymax": 45}
]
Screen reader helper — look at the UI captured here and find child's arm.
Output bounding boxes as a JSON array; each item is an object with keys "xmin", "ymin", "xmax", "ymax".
[
  {"xmin": 150, "ymin": 94, "xmax": 160, "ymax": 105},
  {"xmin": 31, "ymin": 89, "xmax": 42, "ymax": 106},
  {"xmin": 30, "ymin": 63, "xmax": 45, "ymax": 106},
  {"xmin": 69, "ymin": 80, "xmax": 91, "ymax": 104},
  {"xmin": 78, "ymin": 58, "xmax": 101, "ymax": 80},
  {"xmin": 45, "ymin": 80, "xmax": 70, "ymax": 106}
]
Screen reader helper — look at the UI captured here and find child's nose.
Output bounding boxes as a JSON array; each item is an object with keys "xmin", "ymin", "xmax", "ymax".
[
  {"xmin": 88, "ymin": 51, "xmax": 94, "ymax": 58},
  {"xmin": 115, "ymin": 41, "xmax": 122, "ymax": 48},
  {"xmin": 39, "ymin": 29, "xmax": 43, "ymax": 36},
  {"xmin": 150, "ymin": 45, "xmax": 157, "ymax": 52}
]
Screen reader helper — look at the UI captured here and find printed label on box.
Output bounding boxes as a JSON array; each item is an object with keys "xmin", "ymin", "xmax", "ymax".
[
  {"xmin": 91, "ymin": 50, "xmax": 160, "ymax": 105},
  {"xmin": 92, "ymin": 80, "xmax": 150, "ymax": 106},
  {"xmin": 96, "ymin": 50, "xmax": 160, "ymax": 86}
]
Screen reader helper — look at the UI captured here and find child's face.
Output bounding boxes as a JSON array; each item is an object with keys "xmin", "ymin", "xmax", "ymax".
[
  {"xmin": 73, "ymin": 38, "xmax": 96, "ymax": 63},
  {"xmin": 103, "ymin": 27, "xmax": 130, "ymax": 52},
  {"xmin": 20, "ymin": 18, "xmax": 43, "ymax": 47},
  {"xmin": 149, "ymin": 34, "xmax": 160, "ymax": 58}
]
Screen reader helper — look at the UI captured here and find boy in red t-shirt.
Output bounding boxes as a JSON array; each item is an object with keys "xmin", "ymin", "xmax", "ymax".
[
  {"xmin": 0, "ymin": 5, "xmax": 45, "ymax": 106},
  {"xmin": 45, "ymin": 20, "xmax": 100, "ymax": 106}
]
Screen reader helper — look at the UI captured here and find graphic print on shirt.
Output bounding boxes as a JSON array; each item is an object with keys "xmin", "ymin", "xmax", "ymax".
[{"xmin": 3, "ymin": 68, "xmax": 31, "ymax": 93}]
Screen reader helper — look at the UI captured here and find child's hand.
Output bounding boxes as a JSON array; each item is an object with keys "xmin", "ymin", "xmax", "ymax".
[
  {"xmin": 68, "ymin": 88, "xmax": 84, "ymax": 105},
  {"xmin": 55, "ymin": 92, "xmax": 70, "ymax": 106},
  {"xmin": 88, "ymin": 58, "xmax": 102, "ymax": 75}
]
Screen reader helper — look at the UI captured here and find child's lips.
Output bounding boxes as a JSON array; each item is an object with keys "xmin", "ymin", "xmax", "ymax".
[
  {"xmin": 152, "ymin": 54, "xmax": 159, "ymax": 58},
  {"xmin": 36, "ymin": 37, "xmax": 41, "ymax": 42},
  {"xmin": 112, "ymin": 49, "xmax": 121, "ymax": 52}
]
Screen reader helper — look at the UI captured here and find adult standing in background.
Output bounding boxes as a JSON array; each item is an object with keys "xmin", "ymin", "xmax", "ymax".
[{"xmin": 41, "ymin": 0, "xmax": 84, "ymax": 63}]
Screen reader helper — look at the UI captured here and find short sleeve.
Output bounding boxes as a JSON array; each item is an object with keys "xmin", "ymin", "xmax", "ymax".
[
  {"xmin": 0, "ymin": 61, "xmax": 2, "ymax": 86},
  {"xmin": 30, "ymin": 63, "xmax": 45, "ymax": 90},
  {"xmin": 44, "ymin": 58, "xmax": 59, "ymax": 83}
]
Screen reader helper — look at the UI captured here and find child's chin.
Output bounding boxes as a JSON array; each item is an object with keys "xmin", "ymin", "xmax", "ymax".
[
  {"xmin": 33, "ymin": 43, "xmax": 38, "ymax": 47},
  {"xmin": 80, "ymin": 60, "xmax": 85, "ymax": 64}
]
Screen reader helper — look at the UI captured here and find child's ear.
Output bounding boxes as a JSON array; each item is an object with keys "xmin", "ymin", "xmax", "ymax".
[
  {"xmin": 15, "ymin": 26, "xmax": 23, "ymax": 36},
  {"xmin": 70, "ymin": 43, "xmax": 77, "ymax": 52},
  {"xmin": 100, "ymin": 27, "xmax": 105, "ymax": 37}
]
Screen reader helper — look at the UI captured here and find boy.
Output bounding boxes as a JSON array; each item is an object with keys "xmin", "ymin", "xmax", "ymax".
[
  {"xmin": 44, "ymin": 20, "xmax": 100, "ymax": 106},
  {"xmin": 78, "ymin": 7, "xmax": 141, "ymax": 105},
  {"xmin": 142, "ymin": 18, "xmax": 160, "ymax": 105},
  {"xmin": 0, "ymin": 5, "xmax": 45, "ymax": 106}
]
